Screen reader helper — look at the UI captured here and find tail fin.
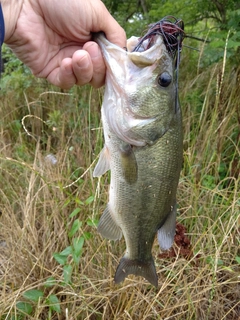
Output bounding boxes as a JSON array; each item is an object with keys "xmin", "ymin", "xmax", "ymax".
[{"xmin": 114, "ymin": 256, "xmax": 158, "ymax": 287}]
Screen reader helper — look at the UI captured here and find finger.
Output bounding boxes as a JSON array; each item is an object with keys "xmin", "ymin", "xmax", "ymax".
[
  {"xmin": 47, "ymin": 58, "xmax": 77, "ymax": 89},
  {"xmin": 103, "ymin": 19, "xmax": 126, "ymax": 48},
  {"xmin": 82, "ymin": 42, "xmax": 106, "ymax": 88},
  {"xmin": 72, "ymin": 50, "xmax": 94, "ymax": 86},
  {"xmin": 96, "ymin": 3, "xmax": 126, "ymax": 48}
]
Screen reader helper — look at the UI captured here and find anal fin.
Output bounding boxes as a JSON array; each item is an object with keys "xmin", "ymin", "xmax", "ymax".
[
  {"xmin": 157, "ymin": 202, "xmax": 177, "ymax": 251},
  {"xmin": 97, "ymin": 205, "xmax": 122, "ymax": 240},
  {"xmin": 114, "ymin": 256, "xmax": 158, "ymax": 288}
]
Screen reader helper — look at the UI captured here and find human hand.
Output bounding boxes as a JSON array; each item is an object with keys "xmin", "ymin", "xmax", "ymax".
[{"xmin": 2, "ymin": 0, "xmax": 126, "ymax": 89}]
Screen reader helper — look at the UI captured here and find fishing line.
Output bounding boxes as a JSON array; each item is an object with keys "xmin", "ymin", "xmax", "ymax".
[
  {"xmin": 21, "ymin": 114, "xmax": 99, "ymax": 189},
  {"xmin": 132, "ymin": 16, "xmax": 208, "ymax": 112},
  {"xmin": 132, "ymin": 16, "xmax": 185, "ymax": 114}
]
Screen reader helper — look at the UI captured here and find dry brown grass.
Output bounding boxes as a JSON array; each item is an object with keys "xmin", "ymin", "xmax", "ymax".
[{"xmin": 0, "ymin": 52, "xmax": 239, "ymax": 319}]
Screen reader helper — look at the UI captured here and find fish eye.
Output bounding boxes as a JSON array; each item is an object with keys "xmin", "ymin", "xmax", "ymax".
[{"xmin": 158, "ymin": 72, "xmax": 172, "ymax": 87}]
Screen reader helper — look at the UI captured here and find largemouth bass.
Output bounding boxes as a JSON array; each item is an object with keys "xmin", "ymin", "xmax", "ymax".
[{"xmin": 93, "ymin": 18, "xmax": 184, "ymax": 287}]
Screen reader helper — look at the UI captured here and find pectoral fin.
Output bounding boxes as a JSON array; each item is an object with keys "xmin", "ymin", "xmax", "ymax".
[
  {"xmin": 93, "ymin": 146, "xmax": 110, "ymax": 177},
  {"xmin": 157, "ymin": 202, "xmax": 177, "ymax": 250},
  {"xmin": 119, "ymin": 143, "xmax": 138, "ymax": 184},
  {"xmin": 97, "ymin": 205, "xmax": 122, "ymax": 241}
]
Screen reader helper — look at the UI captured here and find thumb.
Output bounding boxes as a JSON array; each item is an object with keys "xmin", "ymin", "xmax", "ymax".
[{"xmin": 93, "ymin": 2, "xmax": 126, "ymax": 48}]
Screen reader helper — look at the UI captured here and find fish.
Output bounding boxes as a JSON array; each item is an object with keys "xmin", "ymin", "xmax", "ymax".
[{"xmin": 93, "ymin": 17, "xmax": 184, "ymax": 287}]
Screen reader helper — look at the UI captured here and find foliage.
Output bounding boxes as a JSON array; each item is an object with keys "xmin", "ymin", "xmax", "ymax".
[
  {"xmin": 1, "ymin": 45, "xmax": 34, "ymax": 94},
  {"xmin": 103, "ymin": 0, "xmax": 240, "ymax": 66}
]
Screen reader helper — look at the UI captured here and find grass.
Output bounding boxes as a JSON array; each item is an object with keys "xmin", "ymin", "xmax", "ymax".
[{"xmin": 0, "ymin": 44, "xmax": 239, "ymax": 319}]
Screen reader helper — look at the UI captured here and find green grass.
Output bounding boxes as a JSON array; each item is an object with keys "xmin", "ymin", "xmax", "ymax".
[{"xmin": 0, "ymin": 45, "xmax": 239, "ymax": 319}]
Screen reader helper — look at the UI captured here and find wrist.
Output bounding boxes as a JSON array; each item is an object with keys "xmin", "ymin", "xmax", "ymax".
[{"xmin": 1, "ymin": 0, "xmax": 23, "ymax": 43}]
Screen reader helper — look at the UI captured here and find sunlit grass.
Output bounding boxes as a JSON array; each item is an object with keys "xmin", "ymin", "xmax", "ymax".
[{"xmin": 0, "ymin": 49, "xmax": 239, "ymax": 319}]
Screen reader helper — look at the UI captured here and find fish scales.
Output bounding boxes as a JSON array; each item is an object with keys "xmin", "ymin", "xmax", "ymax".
[{"xmin": 93, "ymin": 28, "xmax": 183, "ymax": 287}]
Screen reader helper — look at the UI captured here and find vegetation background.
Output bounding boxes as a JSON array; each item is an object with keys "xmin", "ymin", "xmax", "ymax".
[{"xmin": 0, "ymin": 0, "xmax": 239, "ymax": 319}]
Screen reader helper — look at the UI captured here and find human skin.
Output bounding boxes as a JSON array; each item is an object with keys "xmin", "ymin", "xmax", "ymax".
[{"xmin": 1, "ymin": 0, "xmax": 126, "ymax": 89}]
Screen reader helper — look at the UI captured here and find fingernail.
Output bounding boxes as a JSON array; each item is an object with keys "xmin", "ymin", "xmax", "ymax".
[
  {"xmin": 77, "ymin": 54, "xmax": 90, "ymax": 69},
  {"xmin": 85, "ymin": 42, "xmax": 100, "ymax": 60},
  {"xmin": 65, "ymin": 63, "xmax": 73, "ymax": 74}
]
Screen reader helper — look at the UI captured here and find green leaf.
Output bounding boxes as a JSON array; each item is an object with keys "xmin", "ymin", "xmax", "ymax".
[
  {"xmin": 83, "ymin": 231, "xmax": 92, "ymax": 240},
  {"xmin": 47, "ymin": 294, "xmax": 61, "ymax": 313},
  {"xmin": 60, "ymin": 246, "xmax": 73, "ymax": 256},
  {"xmin": 63, "ymin": 198, "xmax": 71, "ymax": 208},
  {"xmin": 69, "ymin": 207, "xmax": 81, "ymax": 218},
  {"xmin": 44, "ymin": 277, "xmax": 57, "ymax": 288},
  {"xmin": 68, "ymin": 219, "xmax": 82, "ymax": 238},
  {"xmin": 217, "ymin": 259, "xmax": 224, "ymax": 266},
  {"xmin": 85, "ymin": 195, "xmax": 94, "ymax": 205},
  {"xmin": 235, "ymin": 256, "xmax": 240, "ymax": 264},
  {"xmin": 72, "ymin": 237, "xmax": 84, "ymax": 265},
  {"xmin": 16, "ymin": 301, "xmax": 33, "ymax": 315},
  {"xmin": 206, "ymin": 256, "xmax": 213, "ymax": 265},
  {"xmin": 75, "ymin": 198, "xmax": 84, "ymax": 205},
  {"xmin": 63, "ymin": 264, "xmax": 73, "ymax": 284},
  {"xmin": 23, "ymin": 289, "xmax": 44, "ymax": 302},
  {"xmin": 53, "ymin": 253, "xmax": 67, "ymax": 265},
  {"xmin": 227, "ymin": 39, "xmax": 240, "ymax": 49},
  {"xmin": 72, "ymin": 254, "xmax": 80, "ymax": 266},
  {"xmin": 87, "ymin": 218, "xmax": 99, "ymax": 227},
  {"xmin": 53, "ymin": 246, "xmax": 72, "ymax": 265},
  {"xmin": 73, "ymin": 237, "xmax": 84, "ymax": 256}
]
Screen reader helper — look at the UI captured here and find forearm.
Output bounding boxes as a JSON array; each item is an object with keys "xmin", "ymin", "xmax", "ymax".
[{"xmin": 1, "ymin": 0, "xmax": 23, "ymax": 43}]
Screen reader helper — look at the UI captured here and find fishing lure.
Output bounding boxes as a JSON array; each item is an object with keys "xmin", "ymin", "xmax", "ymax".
[
  {"xmin": 132, "ymin": 16, "xmax": 185, "ymax": 70},
  {"xmin": 132, "ymin": 16, "xmax": 185, "ymax": 113}
]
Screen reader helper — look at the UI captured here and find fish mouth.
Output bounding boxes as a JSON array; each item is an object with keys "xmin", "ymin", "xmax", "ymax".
[
  {"xmin": 94, "ymin": 32, "xmax": 166, "ymax": 67},
  {"xmin": 94, "ymin": 16, "xmax": 184, "ymax": 65}
]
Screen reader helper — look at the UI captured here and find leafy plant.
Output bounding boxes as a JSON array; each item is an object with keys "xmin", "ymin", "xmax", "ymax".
[
  {"xmin": 52, "ymin": 207, "xmax": 89, "ymax": 286},
  {"xmin": 16, "ymin": 301, "xmax": 33, "ymax": 318},
  {"xmin": 18, "ymin": 288, "xmax": 61, "ymax": 317}
]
